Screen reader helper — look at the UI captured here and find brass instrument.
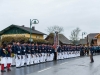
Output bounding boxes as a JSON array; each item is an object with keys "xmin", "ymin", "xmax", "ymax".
[
  {"xmin": 3, "ymin": 49, "xmax": 8, "ymax": 54},
  {"xmin": 11, "ymin": 53, "xmax": 15, "ymax": 57}
]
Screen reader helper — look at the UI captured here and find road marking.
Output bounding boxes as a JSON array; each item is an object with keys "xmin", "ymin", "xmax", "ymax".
[
  {"xmin": 60, "ymin": 62, "xmax": 68, "ymax": 65},
  {"xmin": 38, "ymin": 67, "xmax": 52, "ymax": 73}
]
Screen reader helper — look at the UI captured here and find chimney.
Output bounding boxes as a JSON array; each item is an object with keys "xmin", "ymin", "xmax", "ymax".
[
  {"xmin": 32, "ymin": 26, "xmax": 35, "ymax": 30},
  {"xmin": 22, "ymin": 25, "xmax": 24, "ymax": 27}
]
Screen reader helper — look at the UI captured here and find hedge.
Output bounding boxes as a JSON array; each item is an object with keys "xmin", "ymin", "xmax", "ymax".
[{"xmin": 1, "ymin": 36, "xmax": 48, "ymax": 44}]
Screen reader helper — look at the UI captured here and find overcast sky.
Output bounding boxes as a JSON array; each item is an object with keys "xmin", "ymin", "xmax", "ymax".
[{"xmin": 0, "ymin": 0, "xmax": 100, "ymax": 39}]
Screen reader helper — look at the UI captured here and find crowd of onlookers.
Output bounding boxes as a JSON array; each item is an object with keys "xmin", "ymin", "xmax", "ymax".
[{"xmin": 79, "ymin": 45, "xmax": 100, "ymax": 56}]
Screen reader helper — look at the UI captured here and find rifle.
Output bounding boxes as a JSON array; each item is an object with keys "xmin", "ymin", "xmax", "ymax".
[
  {"xmin": 36, "ymin": 54, "xmax": 38, "ymax": 57},
  {"xmin": 17, "ymin": 55, "xmax": 20, "ymax": 59},
  {"xmin": 26, "ymin": 54, "xmax": 28, "ymax": 58},
  {"xmin": 31, "ymin": 54, "xmax": 33, "ymax": 58},
  {"xmin": 21, "ymin": 55, "xmax": 23, "ymax": 59}
]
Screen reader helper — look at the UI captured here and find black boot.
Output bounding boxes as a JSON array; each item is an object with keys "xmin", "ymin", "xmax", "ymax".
[
  {"xmin": 7, "ymin": 69, "xmax": 11, "ymax": 71},
  {"xmin": 1, "ymin": 70, "xmax": 6, "ymax": 72}
]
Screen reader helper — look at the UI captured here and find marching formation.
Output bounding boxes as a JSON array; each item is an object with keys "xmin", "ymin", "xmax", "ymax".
[{"xmin": 0, "ymin": 41, "xmax": 81, "ymax": 72}]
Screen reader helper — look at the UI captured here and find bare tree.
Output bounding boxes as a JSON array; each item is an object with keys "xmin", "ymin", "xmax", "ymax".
[
  {"xmin": 46, "ymin": 25, "xmax": 64, "ymax": 33},
  {"xmin": 70, "ymin": 27, "xmax": 81, "ymax": 44}
]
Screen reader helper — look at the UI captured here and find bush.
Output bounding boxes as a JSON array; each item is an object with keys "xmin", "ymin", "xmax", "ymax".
[{"xmin": 1, "ymin": 36, "xmax": 47, "ymax": 44}]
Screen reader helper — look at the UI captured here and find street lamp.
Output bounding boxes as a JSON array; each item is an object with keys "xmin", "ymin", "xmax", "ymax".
[
  {"xmin": 82, "ymin": 32, "xmax": 86, "ymax": 45},
  {"xmin": 30, "ymin": 19, "xmax": 39, "ymax": 43}
]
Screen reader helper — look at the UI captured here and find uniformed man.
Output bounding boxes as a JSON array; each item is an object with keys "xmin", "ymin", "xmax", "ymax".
[
  {"xmin": 15, "ymin": 41, "xmax": 22, "ymax": 68},
  {"xmin": 63, "ymin": 45, "xmax": 67, "ymax": 59},
  {"xmin": 6, "ymin": 43, "xmax": 12, "ymax": 71},
  {"xmin": 94, "ymin": 46, "xmax": 98, "ymax": 54},
  {"xmin": 43, "ymin": 44, "xmax": 47, "ymax": 62},
  {"xmin": 47, "ymin": 45, "xmax": 50, "ymax": 61},
  {"xmin": 57, "ymin": 45, "xmax": 60, "ymax": 60},
  {"xmin": 34, "ymin": 44, "xmax": 39, "ymax": 64},
  {"xmin": 72, "ymin": 46, "xmax": 75, "ymax": 57},
  {"xmin": 67, "ymin": 45, "xmax": 70, "ymax": 58},
  {"xmin": 63, "ymin": 45, "xmax": 66, "ymax": 59},
  {"xmin": 1, "ymin": 43, "xmax": 7, "ymax": 72},
  {"xmin": 41, "ymin": 44, "xmax": 45, "ymax": 62},
  {"xmin": 38, "ymin": 44, "xmax": 42, "ymax": 63},
  {"xmin": 11, "ymin": 41, "xmax": 17, "ymax": 66},
  {"xmin": 51, "ymin": 45, "xmax": 55, "ymax": 61},
  {"xmin": 69, "ymin": 46, "xmax": 72, "ymax": 58},
  {"xmin": 65, "ymin": 45, "xmax": 68, "ymax": 58},
  {"xmin": 80, "ymin": 45, "xmax": 84, "ymax": 56},
  {"xmin": 33, "ymin": 44, "xmax": 36, "ymax": 64},
  {"xmin": 26, "ymin": 41, "xmax": 31, "ymax": 66},
  {"xmin": 21, "ymin": 42, "xmax": 26, "ymax": 67},
  {"xmin": 70, "ymin": 46, "xmax": 73, "ymax": 58},
  {"xmin": 31, "ymin": 43, "xmax": 35, "ymax": 65},
  {"xmin": 75, "ymin": 46, "xmax": 78, "ymax": 57},
  {"xmin": 0, "ymin": 47, "xmax": 1, "ymax": 64},
  {"xmin": 62, "ymin": 45, "xmax": 65, "ymax": 59},
  {"xmin": 49, "ymin": 45, "xmax": 52, "ymax": 61},
  {"xmin": 89, "ymin": 46, "xmax": 94, "ymax": 63},
  {"xmin": 78, "ymin": 46, "xmax": 81, "ymax": 57},
  {"xmin": 68, "ymin": 46, "xmax": 70, "ymax": 58}
]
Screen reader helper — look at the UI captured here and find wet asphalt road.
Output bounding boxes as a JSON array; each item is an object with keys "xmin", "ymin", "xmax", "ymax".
[{"xmin": 1, "ymin": 55, "xmax": 100, "ymax": 75}]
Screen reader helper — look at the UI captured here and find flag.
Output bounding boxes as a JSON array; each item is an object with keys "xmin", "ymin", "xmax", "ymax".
[{"xmin": 53, "ymin": 32, "xmax": 59, "ymax": 51}]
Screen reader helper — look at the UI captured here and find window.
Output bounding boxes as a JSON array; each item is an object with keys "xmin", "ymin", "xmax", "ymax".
[{"xmin": 36, "ymin": 36, "xmax": 40, "ymax": 39}]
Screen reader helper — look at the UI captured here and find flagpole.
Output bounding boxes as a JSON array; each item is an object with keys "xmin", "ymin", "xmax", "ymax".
[
  {"xmin": 58, "ymin": 32, "xmax": 59, "ymax": 46},
  {"xmin": 54, "ymin": 31, "xmax": 58, "ymax": 61},
  {"xmin": 82, "ymin": 32, "xmax": 86, "ymax": 46}
]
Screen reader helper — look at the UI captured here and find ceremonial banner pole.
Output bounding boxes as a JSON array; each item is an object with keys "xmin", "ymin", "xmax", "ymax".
[{"xmin": 53, "ymin": 31, "xmax": 59, "ymax": 60}]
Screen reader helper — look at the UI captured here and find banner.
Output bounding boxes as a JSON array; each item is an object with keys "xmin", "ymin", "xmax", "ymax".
[{"xmin": 53, "ymin": 32, "xmax": 59, "ymax": 52}]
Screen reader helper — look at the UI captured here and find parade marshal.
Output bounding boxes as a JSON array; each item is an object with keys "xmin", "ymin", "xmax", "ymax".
[{"xmin": 89, "ymin": 46, "xmax": 94, "ymax": 63}]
